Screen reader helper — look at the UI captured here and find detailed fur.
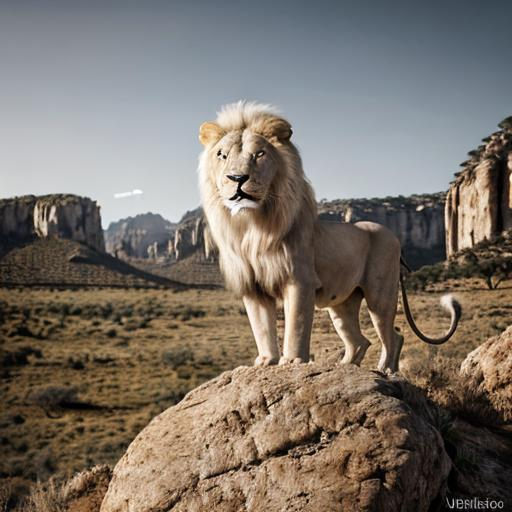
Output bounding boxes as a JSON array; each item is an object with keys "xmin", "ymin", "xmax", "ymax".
[{"xmin": 198, "ymin": 101, "xmax": 460, "ymax": 372}]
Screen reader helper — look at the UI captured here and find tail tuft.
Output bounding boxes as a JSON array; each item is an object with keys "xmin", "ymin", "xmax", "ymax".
[{"xmin": 440, "ymin": 294, "xmax": 462, "ymax": 318}]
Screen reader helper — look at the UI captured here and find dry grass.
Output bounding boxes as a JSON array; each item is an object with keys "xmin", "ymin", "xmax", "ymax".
[{"xmin": 1, "ymin": 279, "xmax": 511, "ymax": 508}]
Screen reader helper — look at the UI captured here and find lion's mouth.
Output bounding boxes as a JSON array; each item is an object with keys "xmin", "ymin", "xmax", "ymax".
[
  {"xmin": 224, "ymin": 181, "xmax": 259, "ymax": 216},
  {"xmin": 224, "ymin": 195, "xmax": 259, "ymax": 216},
  {"xmin": 229, "ymin": 189, "xmax": 257, "ymax": 202}
]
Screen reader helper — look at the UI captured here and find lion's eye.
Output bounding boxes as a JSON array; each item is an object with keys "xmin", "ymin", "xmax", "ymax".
[
  {"xmin": 217, "ymin": 149, "xmax": 227, "ymax": 160},
  {"xmin": 255, "ymin": 150, "xmax": 265, "ymax": 159}
]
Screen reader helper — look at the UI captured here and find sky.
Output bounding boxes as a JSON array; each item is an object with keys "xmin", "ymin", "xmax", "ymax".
[{"xmin": 0, "ymin": 0, "xmax": 511, "ymax": 228}]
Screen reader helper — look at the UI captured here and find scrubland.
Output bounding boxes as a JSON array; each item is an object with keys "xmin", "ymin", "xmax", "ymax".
[{"xmin": 1, "ymin": 280, "xmax": 511, "ymax": 507}]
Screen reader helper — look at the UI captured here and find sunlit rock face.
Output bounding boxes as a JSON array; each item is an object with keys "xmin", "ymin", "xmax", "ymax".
[
  {"xmin": 0, "ymin": 194, "xmax": 105, "ymax": 252},
  {"xmin": 445, "ymin": 126, "xmax": 512, "ymax": 256}
]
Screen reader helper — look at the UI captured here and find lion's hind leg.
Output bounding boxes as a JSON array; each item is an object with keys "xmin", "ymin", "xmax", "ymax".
[
  {"xmin": 328, "ymin": 289, "xmax": 371, "ymax": 366},
  {"xmin": 367, "ymin": 292, "xmax": 403, "ymax": 374}
]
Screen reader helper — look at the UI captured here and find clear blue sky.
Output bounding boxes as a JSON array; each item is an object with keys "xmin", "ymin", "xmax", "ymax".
[{"xmin": 1, "ymin": 0, "xmax": 511, "ymax": 227}]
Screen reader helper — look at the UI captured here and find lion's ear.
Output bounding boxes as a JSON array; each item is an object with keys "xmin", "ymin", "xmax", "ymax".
[
  {"xmin": 199, "ymin": 122, "xmax": 225, "ymax": 146},
  {"xmin": 262, "ymin": 118, "xmax": 293, "ymax": 143}
]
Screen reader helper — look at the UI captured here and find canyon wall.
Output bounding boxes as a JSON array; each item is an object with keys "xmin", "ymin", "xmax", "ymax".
[
  {"xmin": 0, "ymin": 194, "xmax": 105, "ymax": 252},
  {"xmin": 445, "ymin": 122, "xmax": 512, "ymax": 256}
]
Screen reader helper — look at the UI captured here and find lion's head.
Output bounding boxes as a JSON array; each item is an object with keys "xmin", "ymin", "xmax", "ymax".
[
  {"xmin": 198, "ymin": 101, "xmax": 300, "ymax": 216},
  {"xmin": 198, "ymin": 101, "xmax": 317, "ymax": 295}
]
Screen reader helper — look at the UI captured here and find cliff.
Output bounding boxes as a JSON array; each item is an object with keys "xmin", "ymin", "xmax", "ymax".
[
  {"xmin": 318, "ymin": 193, "xmax": 446, "ymax": 268},
  {"xmin": 104, "ymin": 213, "xmax": 175, "ymax": 259},
  {"xmin": 445, "ymin": 116, "xmax": 512, "ymax": 256},
  {"xmin": 172, "ymin": 213, "xmax": 211, "ymax": 260},
  {"xmin": 0, "ymin": 194, "xmax": 105, "ymax": 252}
]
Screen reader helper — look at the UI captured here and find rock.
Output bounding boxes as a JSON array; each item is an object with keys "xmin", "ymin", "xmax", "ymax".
[
  {"xmin": 460, "ymin": 326, "xmax": 512, "ymax": 423},
  {"xmin": 318, "ymin": 193, "xmax": 446, "ymax": 268},
  {"xmin": 0, "ymin": 195, "xmax": 35, "ymax": 242},
  {"xmin": 445, "ymin": 418, "xmax": 512, "ymax": 503},
  {"xmin": 445, "ymin": 122, "xmax": 512, "ymax": 256},
  {"xmin": 0, "ymin": 194, "xmax": 105, "ymax": 252},
  {"xmin": 33, "ymin": 195, "xmax": 105, "ymax": 252},
  {"xmin": 101, "ymin": 364, "xmax": 451, "ymax": 512},
  {"xmin": 104, "ymin": 213, "xmax": 174, "ymax": 259},
  {"xmin": 147, "ymin": 241, "xmax": 158, "ymax": 259},
  {"xmin": 174, "ymin": 215, "xmax": 207, "ymax": 260}
]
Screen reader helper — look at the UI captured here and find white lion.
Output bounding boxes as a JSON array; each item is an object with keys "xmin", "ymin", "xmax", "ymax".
[{"xmin": 198, "ymin": 101, "xmax": 460, "ymax": 373}]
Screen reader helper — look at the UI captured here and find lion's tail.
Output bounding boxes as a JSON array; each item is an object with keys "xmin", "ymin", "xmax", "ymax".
[{"xmin": 399, "ymin": 260, "xmax": 461, "ymax": 345}]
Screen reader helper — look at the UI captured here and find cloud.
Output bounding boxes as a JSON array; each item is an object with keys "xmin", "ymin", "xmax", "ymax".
[{"xmin": 114, "ymin": 189, "xmax": 144, "ymax": 199}]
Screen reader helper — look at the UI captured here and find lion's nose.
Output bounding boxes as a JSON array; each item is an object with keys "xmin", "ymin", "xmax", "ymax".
[{"xmin": 227, "ymin": 174, "xmax": 249, "ymax": 184}]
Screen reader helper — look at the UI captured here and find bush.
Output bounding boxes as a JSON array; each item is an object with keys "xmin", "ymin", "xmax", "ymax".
[
  {"xmin": 28, "ymin": 386, "xmax": 78, "ymax": 415},
  {"xmin": 498, "ymin": 115, "xmax": 512, "ymax": 132},
  {"xmin": 162, "ymin": 347, "xmax": 194, "ymax": 369}
]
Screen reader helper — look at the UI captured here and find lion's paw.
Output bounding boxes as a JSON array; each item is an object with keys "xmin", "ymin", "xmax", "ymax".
[
  {"xmin": 278, "ymin": 356, "xmax": 305, "ymax": 365},
  {"xmin": 254, "ymin": 355, "xmax": 279, "ymax": 367}
]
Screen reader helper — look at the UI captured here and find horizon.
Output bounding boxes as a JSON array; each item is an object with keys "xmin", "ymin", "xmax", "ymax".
[{"xmin": 1, "ymin": 0, "xmax": 511, "ymax": 226}]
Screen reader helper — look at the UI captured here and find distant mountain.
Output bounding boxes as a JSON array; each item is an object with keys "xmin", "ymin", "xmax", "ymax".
[{"xmin": 104, "ymin": 213, "xmax": 175, "ymax": 259}]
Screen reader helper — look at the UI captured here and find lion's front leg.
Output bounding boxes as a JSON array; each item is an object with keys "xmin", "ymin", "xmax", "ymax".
[
  {"xmin": 280, "ymin": 282, "xmax": 315, "ymax": 364},
  {"xmin": 243, "ymin": 294, "xmax": 280, "ymax": 366}
]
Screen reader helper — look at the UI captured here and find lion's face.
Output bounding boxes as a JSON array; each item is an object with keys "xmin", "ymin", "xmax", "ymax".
[
  {"xmin": 211, "ymin": 130, "xmax": 281, "ymax": 215},
  {"xmin": 199, "ymin": 111, "xmax": 293, "ymax": 216}
]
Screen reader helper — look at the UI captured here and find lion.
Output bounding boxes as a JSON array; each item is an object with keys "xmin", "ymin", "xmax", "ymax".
[{"xmin": 198, "ymin": 101, "xmax": 461, "ymax": 373}]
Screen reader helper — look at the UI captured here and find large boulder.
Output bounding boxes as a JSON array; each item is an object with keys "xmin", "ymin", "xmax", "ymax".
[
  {"xmin": 101, "ymin": 364, "xmax": 451, "ymax": 512},
  {"xmin": 460, "ymin": 325, "xmax": 512, "ymax": 423}
]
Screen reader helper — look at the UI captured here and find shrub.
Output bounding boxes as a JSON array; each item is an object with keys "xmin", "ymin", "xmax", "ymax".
[
  {"xmin": 28, "ymin": 386, "xmax": 78, "ymax": 415},
  {"xmin": 162, "ymin": 347, "xmax": 194, "ymax": 369}
]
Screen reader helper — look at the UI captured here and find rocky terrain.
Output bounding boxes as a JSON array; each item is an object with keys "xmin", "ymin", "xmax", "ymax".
[
  {"xmin": 95, "ymin": 326, "xmax": 510, "ymax": 511},
  {"xmin": 0, "ymin": 194, "xmax": 105, "ymax": 253},
  {"xmin": 0, "ymin": 195, "xmax": 186, "ymax": 289},
  {"xmin": 104, "ymin": 213, "xmax": 175, "ymax": 259},
  {"xmin": 445, "ymin": 116, "xmax": 512, "ymax": 256}
]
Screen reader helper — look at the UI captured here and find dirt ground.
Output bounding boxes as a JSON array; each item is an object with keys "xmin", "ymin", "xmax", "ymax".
[{"xmin": 1, "ymin": 279, "xmax": 511, "ymax": 494}]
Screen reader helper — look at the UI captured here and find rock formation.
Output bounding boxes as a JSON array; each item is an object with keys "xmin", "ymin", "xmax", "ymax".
[
  {"xmin": 445, "ymin": 117, "xmax": 512, "ymax": 256},
  {"xmin": 460, "ymin": 325, "xmax": 512, "ymax": 423},
  {"xmin": 162, "ymin": 193, "xmax": 446, "ymax": 270},
  {"xmin": 104, "ymin": 213, "xmax": 174, "ymax": 259},
  {"xmin": 101, "ymin": 364, "xmax": 451, "ymax": 512},
  {"xmin": 173, "ymin": 215, "xmax": 209, "ymax": 260},
  {"xmin": 0, "ymin": 194, "xmax": 105, "ymax": 252},
  {"xmin": 318, "ymin": 193, "xmax": 446, "ymax": 268}
]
